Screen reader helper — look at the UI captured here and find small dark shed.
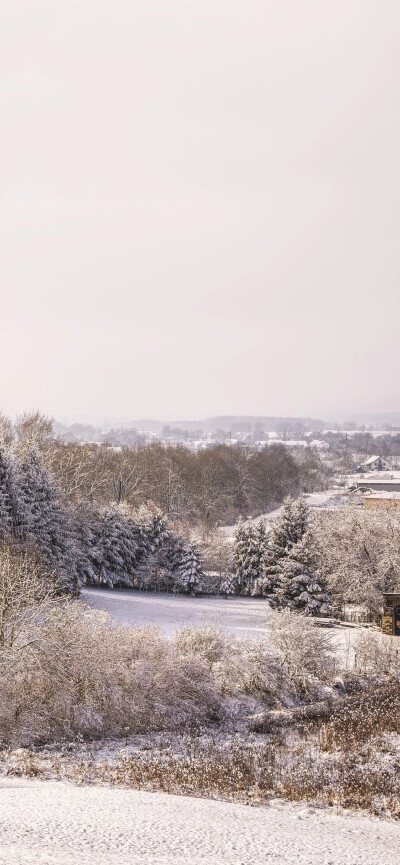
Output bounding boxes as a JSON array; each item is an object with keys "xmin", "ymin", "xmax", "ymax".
[{"xmin": 382, "ymin": 593, "xmax": 400, "ymax": 636}]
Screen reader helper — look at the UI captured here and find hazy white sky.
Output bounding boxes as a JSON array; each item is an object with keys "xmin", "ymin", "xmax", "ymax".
[{"xmin": 1, "ymin": 0, "xmax": 399, "ymax": 422}]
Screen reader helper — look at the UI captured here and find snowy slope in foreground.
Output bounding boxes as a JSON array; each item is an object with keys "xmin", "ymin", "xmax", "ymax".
[{"xmin": 0, "ymin": 778, "xmax": 398, "ymax": 865}]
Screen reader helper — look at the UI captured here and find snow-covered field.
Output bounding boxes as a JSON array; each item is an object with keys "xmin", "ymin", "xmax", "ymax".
[
  {"xmin": 81, "ymin": 587, "xmax": 359, "ymax": 659},
  {"xmin": 82, "ymin": 589, "xmax": 271, "ymax": 638},
  {"xmin": 81, "ymin": 487, "xmax": 352, "ymax": 642},
  {"xmin": 0, "ymin": 777, "xmax": 398, "ymax": 865}
]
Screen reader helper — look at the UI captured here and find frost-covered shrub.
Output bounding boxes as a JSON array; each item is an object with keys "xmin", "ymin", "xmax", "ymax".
[
  {"xmin": 268, "ymin": 608, "xmax": 336, "ymax": 692},
  {"xmin": 353, "ymin": 629, "xmax": 400, "ymax": 677},
  {"xmin": 0, "ymin": 544, "xmax": 58, "ymax": 651},
  {"xmin": 0, "ymin": 603, "xmax": 222, "ymax": 746},
  {"xmin": 175, "ymin": 625, "xmax": 230, "ymax": 670},
  {"xmin": 304, "ymin": 506, "xmax": 400, "ymax": 613},
  {"xmin": 175, "ymin": 624, "xmax": 286, "ymax": 702},
  {"xmin": 214, "ymin": 638, "xmax": 285, "ymax": 702}
]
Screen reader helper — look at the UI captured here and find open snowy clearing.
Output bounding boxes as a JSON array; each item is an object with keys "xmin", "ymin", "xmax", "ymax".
[
  {"xmin": 81, "ymin": 588, "xmax": 360, "ymax": 658},
  {"xmin": 81, "ymin": 588, "xmax": 272, "ymax": 638},
  {"xmin": 0, "ymin": 777, "xmax": 398, "ymax": 865}
]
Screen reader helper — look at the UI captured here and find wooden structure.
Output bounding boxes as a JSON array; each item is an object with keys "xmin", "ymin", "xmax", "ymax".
[
  {"xmin": 382, "ymin": 593, "xmax": 400, "ymax": 636},
  {"xmin": 364, "ymin": 492, "xmax": 400, "ymax": 510}
]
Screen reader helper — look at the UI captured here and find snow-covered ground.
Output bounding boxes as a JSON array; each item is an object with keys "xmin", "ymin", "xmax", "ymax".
[
  {"xmin": 82, "ymin": 589, "xmax": 270, "ymax": 638},
  {"xmin": 0, "ymin": 777, "xmax": 398, "ymax": 865},
  {"xmin": 81, "ymin": 588, "xmax": 361, "ymax": 661}
]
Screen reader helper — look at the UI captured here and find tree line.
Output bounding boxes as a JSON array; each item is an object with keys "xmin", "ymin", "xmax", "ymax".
[
  {"xmin": 0, "ymin": 411, "xmax": 328, "ymax": 599},
  {"xmin": 45, "ymin": 434, "xmax": 328, "ymax": 528},
  {"xmin": 229, "ymin": 496, "xmax": 400, "ymax": 615},
  {"xmin": 0, "ymin": 418, "xmax": 205, "ymax": 594}
]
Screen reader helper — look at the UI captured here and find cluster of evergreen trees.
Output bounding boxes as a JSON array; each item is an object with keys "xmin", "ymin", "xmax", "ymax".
[
  {"xmin": 232, "ymin": 497, "xmax": 331, "ymax": 615},
  {"xmin": 0, "ymin": 446, "xmax": 205, "ymax": 595}
]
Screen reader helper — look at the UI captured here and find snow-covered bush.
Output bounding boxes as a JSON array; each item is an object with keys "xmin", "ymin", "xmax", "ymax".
[
  {"xmin": 268, "ymin": 608, "xmax": 336, "ymax": 692},
  {"xmin": 0, "ymin": 601, "xmax": 223, "ymax": 746},
  {"xmin": 353, "ymin": 629, "xmax": 400, "ymax": 677},
  {"xmin": 0, "ymin": 544, "xmax": 58, "ymax": 651},
  {"xmin": 175, "ymin": 625, "xmax": 231, "ymax": 671}
]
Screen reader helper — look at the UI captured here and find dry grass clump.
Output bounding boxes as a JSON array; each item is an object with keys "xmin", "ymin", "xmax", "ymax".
[
  {"xmin": 318, "ymin": 682, "xmax": 400, "ymax": 751},
  {"xmin": 107, "ymin": 737, "xmax": 275, "ymax": 799}
]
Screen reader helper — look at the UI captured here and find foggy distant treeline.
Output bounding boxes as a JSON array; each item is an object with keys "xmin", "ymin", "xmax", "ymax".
[
  {"xmin": 55, "ymin": 414, "xmax": 325, "ymax": 443},
  {"xmin": 49, "ymin": 437, "xmax": 327, "ymax": 527},
  {"xmin": 2, "ymin": 413, "xmax": 328, "ymax": 527}
]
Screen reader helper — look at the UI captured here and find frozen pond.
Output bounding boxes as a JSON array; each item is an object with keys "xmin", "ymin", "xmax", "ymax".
[{"xmin": 81, "ymin": 588, "xmax": 270, "ymax": 638}]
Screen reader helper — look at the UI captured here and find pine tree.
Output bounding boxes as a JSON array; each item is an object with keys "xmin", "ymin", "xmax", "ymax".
[
  {"xmin": 176, "ymin": 544, "xmax": 205, "ymax": 594},
  {"xmin": 269, "ymin": 496, "xmax": 310, "ymax": 561},
  {"xmin": 17, "ymin": 450, "xmax": 80, "ymax": 591},
  {"xmin": 262, "ymin": 496, "xmax": 309, "ymax": 594},
  {"xmin": 74, "ymin": 513, "xmax": 99, "ymax": 586},
  {"xmin": 145, "ymin": 509, "xmax": 171, "ymax": 553},
  {"xmin": 135, "ymin": 546, "xmax": 174, "ymax": 592},
  {"xmin": 130, "ymin": 506, "xmax": 173, "ymax": 589},
  {"xmin": 233, "ymin": 519, "xmax": 266, "ymax": 595},
  {"xmin": 0, "ymin": 450, "xmax": 21, "ymax": 540},
  {"xmin": 265, "ymin": 496, "xmax": 331, "ymax": 614},
  {"xmin": 87, "ymin": 505, "xmax": 141, "ymax": 588},
  {"xmin": 251, "ymin": 518, "xmax": 271, "ymax": 596},
  {"xmin": 273, "ymin": 555, "xmax": 331, "ymax": 616}
]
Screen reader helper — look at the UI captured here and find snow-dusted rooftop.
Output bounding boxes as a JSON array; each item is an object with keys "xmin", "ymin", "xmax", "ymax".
[{"xmin": 364, "ymin": 491, "xmax": 400, "ymax": 500}]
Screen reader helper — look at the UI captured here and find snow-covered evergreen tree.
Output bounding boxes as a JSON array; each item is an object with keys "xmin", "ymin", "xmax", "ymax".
[
  {"xmin": 135, "ymin": 546, "xmax": 174, "ymax": 591},
  {"xmin": 251, "ymin": 518, "xmax": 272, "ymax": 596},
  {"xmin": 17, "ymin": 450, "xmax": 80, "ymax": 591},
  {"xmin": 263, "ymin": 496, "xmax": 331, "ymax": 614},
  {"xmin": 144, "ymin": 508, "xmax": 171, "ymax": 553},
  {"xmin": 272, "ymin": 556, "xmax": 331, "ymax": 616},
  {"xmin": 176, "ymin": 543, "xmax": 205, "ymax": 594},
  {"xmin": 269, "ymin": 496, "xmax": 309, "ymax": 561},
  {"xmin": 233, "ymin": 519, "xmax": 266, "ymax": 594},
  {"xmin": 261, "ymin": 496, "xmax": 309, "ymax": 591},
  {"xmin": 87, "ymin": 505, "xmax": 142, "ymax": 588},
  {"xmin": 0, "ymin": 449, "xmax": 21, "ymax": 540}
]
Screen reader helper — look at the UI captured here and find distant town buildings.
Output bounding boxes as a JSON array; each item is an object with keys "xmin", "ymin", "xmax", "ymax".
[{"xmin": 356, "ymin": 455, "xmax": 391, "ymax": 473}]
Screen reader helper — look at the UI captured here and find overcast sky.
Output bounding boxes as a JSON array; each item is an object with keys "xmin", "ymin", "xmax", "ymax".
[{"xmin": 1, "ymin": 1, "xmax": 399, "ymax": 423}]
